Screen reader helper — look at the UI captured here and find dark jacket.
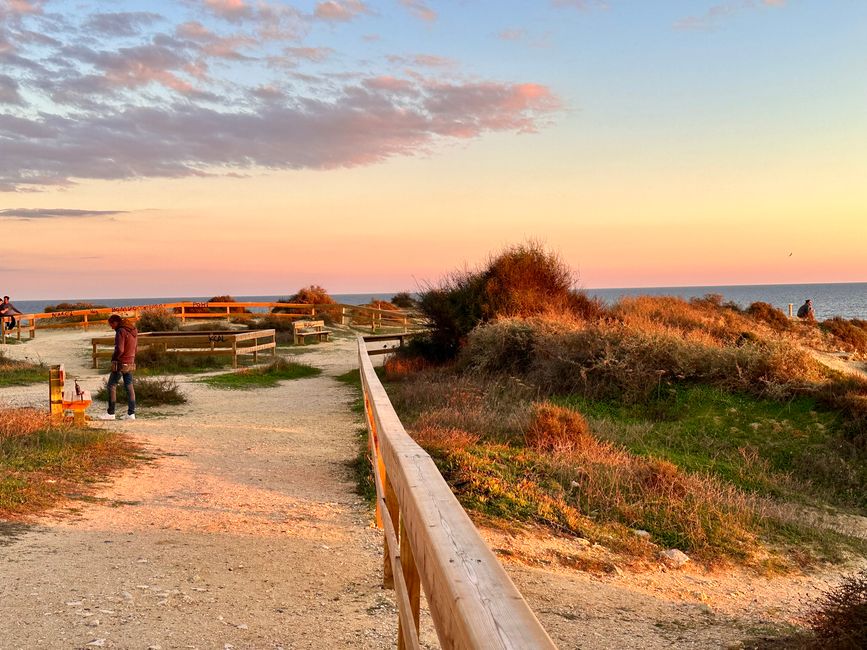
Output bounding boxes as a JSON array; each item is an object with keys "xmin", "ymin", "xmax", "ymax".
[{"xmin": 112, "ymin": 324, "xmax": 138, "ymax": 364}]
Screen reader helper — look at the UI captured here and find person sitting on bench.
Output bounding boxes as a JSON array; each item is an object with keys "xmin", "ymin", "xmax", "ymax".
[{"xmin": 0, "ymin": 295, "xmax": 23, "ymax": 330}]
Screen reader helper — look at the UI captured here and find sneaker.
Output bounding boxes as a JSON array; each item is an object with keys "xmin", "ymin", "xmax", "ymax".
[
  {"xmin": 96, "ymin": 413, "xmax": 116, "ymax": 420},
  {"xmin": 119, "ymin": 413, "xmax": 136, "ymax": 420}
]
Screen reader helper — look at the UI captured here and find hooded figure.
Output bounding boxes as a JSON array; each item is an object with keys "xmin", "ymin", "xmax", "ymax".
[
  {"xmin": 98, "ymin": 314, "xmax": 138, "ymax": 420},
  {"xmin": 796, "ymin": 299, "xmax": 815, "ymax": 321}
]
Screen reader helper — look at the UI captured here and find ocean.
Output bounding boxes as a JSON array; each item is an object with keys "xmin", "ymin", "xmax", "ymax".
[
  {"xmin": 8, "ymin": 283, "xmax": 866, "ymax": 320},
  {"xmin": 587, "ymin": 282, "xmax": 867, "ymax": 321}
]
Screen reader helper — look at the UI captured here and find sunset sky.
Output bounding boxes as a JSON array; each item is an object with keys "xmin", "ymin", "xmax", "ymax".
[{"xmin": 1, "ymin": 0, "xmax": 865, "ymax": 299}]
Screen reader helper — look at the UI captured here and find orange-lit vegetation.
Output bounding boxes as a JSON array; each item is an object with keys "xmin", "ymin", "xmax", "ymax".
[
  {"xmin": 383, "ymin": 243, "xmax": 867, "ymax": 568},
  {"xmin": 0, "ymin": 408, "xmax": 140, "ymax": 518}
]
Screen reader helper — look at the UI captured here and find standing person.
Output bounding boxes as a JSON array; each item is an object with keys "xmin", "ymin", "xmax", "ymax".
[
  {"xmin": 0, "ymin": 295, "xmax": 23, "ymax": 330},
  {"xmin": 796, "ymin": 299, "xmax": 815, "ymax": 321},
  {"xmin": 97, "ymin": 314, "xmax": 138, "ymax": 420}
]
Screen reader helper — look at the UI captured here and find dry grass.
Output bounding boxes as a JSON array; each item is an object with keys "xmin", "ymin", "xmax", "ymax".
[
  {"xmin": 0, "ymin": 351, "xmax": 47, "ymax": 386},
  {"xmin": 803, "ymin": 569, "xmax": 867, "ymax": 648},
  {"xmin": 136, "ymin": 308, "xmax": 180, "ymax": 332},
  {"xmin": 821, "ymin": 317, "xmax": 867, "ymax": 355},
  {"xmin": 0, "ymin": 407, "xmax": 141, "ymax": 519}
]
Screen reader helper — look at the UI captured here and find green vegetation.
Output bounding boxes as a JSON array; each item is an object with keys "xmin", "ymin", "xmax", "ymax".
[
  {"xmin": 0, "ymin": 408, "xmax": 140, "ymax": 518},
  {"xmin": 381, "ymin": 242, "xmax": 867, "ymax": 569},
  {"xmin": 0, "ymin": 352, "xmax": 47, "ymax": 386},
  {"xmin": 96, "ymin": 376, "xmax": 186, "ymax": 406},
  {"xmin": 335, "ymin": 369, "xmax": 377, "ymax": 505},
  {"xmin": 201, "ymin": 358, "xmax": 320, "ymax": 389},
  {"xmin": 131, "ymin": 347, "xmax": 230, "ymax": 375},
  {"xmin": 554, "ymin": 386, "xmax": 865, "ymax": 509}
]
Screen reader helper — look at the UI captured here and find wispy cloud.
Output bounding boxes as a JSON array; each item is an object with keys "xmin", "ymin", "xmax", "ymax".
[
  {"xmin": 0, "ymin": 79, "xmax": 559, "ymax": 190},
  {"xmin": 0, "ymin": 208, "xmax": 128, "ymax": 219},
  {"xmin": 399, "ymin": 0, "xmax": 437, "ymax": 23},
  {"xmin": 675, "ymin": 0, "xmax": 787, "ymax": 31},
  {"xmin": 314, "ymin": 1, "xmax": 371, "ymax": 23},
  {"xmin": 0, "ymin": 2, "xmax": 561, "ymax": 192}
]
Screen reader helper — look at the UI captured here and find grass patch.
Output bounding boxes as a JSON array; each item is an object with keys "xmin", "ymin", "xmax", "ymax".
[
  {"xmin": 0, "ymin": 352, "xmax": 47, "ymax": 386},
  {"xmin": 553, "ymin": 385, "xmax": 866, "ymax": 510},
  {"xmin": 119, "ymin": 347, "xmax": 231, "ymax": 376},
  {"xmin": 0, "ymin": 408, "xmax": 141, "ymax": 518},
  {"xmin": 383, "ymin": 370, "xmax": 866, "ymax": 568},
  {"xmin": 95, "ymin": 376, "xmax": 187, "ymax": 407},
  {"xmin": 334, "ymin": 369, "xmax": 377, "ymax": 505},
  {"xmin": 201, "ymin": 358, "xmax": 320, "ymax": 390}
]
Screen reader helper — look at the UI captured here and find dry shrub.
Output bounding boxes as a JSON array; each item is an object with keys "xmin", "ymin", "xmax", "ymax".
[
  {"xmin": 383, "ymin": 354, "xmax": 430, "ymax": 381},
  {"xmin": 183, "ymin": 295, "xmax": 249, "ymax": 314},
  {"xmin": 821, "ymin": 317, "xmax": 867, "ymax": 355},
  {"xmin": 463, "ymin": 317, "xmax": 828, "ymax": 404},
  {"xmin": 96, "ymin": 377, "xmax": 186, "ymax": 406},
  {"xmin": 747, "ymin": 302, "xmax": 791, "ymax": 331},
  {"xmin": 367, "ymin": 300, "xmax": 399, "ymax": 311},
  {"xmin": 286, "ymin": 285, "xmax": 334, "ymax": 304},
  {"xmin": 136, "ymin": 308, "xmax": 180, "ymax": 332},
  {"xmin": 416, "ymin": 242, "xmax": 601, "ymax": 360},
  {"xmin": 0, "ymin": 408, "xmax": 51, "ymax": 441},
  {"xmin": 804, "ymin": 569, "xmax": 867, "ymax": 649},
  {"xmin": 525, "ymin": 403, "xmax": 594, "ymax": 452}
]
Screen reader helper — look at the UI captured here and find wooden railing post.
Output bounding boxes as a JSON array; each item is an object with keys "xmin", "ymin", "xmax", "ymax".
[
  {"xmin": 383, "ymin": 473, "xmax": 399, "ymax": 590},
  {"xmin": 398, "ymin": 518, "xmax": 421, "ymax": 650}
]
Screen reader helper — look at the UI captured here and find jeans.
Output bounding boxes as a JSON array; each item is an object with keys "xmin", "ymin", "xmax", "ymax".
[
  {"xmin": 107, "ymin": 370, "xmax": 135, "ymax": 415},
  {"xmin": 3, "ymin": 316, "xmax": 13, "ymax": 330}
]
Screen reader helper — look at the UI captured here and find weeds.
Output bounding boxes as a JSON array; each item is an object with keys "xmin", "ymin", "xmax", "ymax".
[
  {"xmin": 133, "ymin": 347, "xmax": 229, "ymax": 374},
  {"xmin": 95, "ymin": 376, "xmax": 186, "ymax": 406},
  {"xmin": 136, "ymin": 308, "xmax": 180, "ymax": 332},
  {"xmin": 201, "ymin": 357, "xmax": 320, "ymax": 389},
  {"xmin": 0, "ymin": 352, "xmax": 47, "ymax": 386},
  {"xmin": 0, "ymin": 408, "xmax": 140, "ymax": 518}
]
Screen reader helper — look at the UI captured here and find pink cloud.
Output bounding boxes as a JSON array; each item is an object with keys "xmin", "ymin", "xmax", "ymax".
[
  {"xmin": 675, "ymin": 0, "xmax": 787, "ymax": 30},
  {"xmin": 314, "ymin": 0, "xmax": 370, "ymax": 22},
  {"xmin": 399, "ymin": 0, "xmax": 437, "ymax": 23},
  {"xmin": 0, "ymin": 76, "xmax": 561, "ymax": 190},
  {"xmin": 203, "ymin": 0, "xmax": 253, "ymax": 22}
]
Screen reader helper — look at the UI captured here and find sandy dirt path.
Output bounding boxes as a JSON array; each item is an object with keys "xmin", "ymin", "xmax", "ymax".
[
  {"xmin": 1, "ymin": 330, "xmax": 403, "ymax": 649},
  {"xmin": 2, "ymin": 329, "xmax": 865, "ymax": 649}
]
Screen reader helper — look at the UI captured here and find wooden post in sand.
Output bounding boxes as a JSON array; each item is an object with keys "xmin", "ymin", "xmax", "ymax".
[
  {"xmin": 788, "ymin": 303, "xmax": 794, "ymax": 318},
  {"xmin": 49, "ymin": 365, "xmax": 64, "ymax": 424}
]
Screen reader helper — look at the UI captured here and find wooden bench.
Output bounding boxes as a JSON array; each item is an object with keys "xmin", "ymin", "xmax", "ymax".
[{"xmin": 293, "ymin": 319, "xmax": 332, "ymax": 345}]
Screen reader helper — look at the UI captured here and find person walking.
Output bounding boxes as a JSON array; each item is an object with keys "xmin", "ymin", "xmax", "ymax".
[
  {"xmin": 0, "ymin": 295, "xmax": 23, "ymax": 330},
  {"xmin": 796, "ymin": 299, "xmax": 815, "ymax": 321},
  {"xmin": 98, "ymin": 314, "xmax": 138, "ymax": 420}
]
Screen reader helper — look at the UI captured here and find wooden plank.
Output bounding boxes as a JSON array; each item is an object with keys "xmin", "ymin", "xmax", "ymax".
[{"xmin": 358, "ymin": 337, "xmax": 556, "ymax": 650}]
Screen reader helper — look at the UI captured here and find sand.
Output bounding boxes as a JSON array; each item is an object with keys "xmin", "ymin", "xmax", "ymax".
[{"xmin": 1, "ymin": 327, "xmax": 865, "ymax": 649}]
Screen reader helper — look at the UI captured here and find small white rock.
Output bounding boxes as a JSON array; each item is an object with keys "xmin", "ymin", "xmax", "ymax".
[
  {"xmin": 86, "ymin": 640, "xmax": 105, "ymax": 647},
  {"xmin": 659, "ymin": 549, "xmax": 690, "ymax": 568}
]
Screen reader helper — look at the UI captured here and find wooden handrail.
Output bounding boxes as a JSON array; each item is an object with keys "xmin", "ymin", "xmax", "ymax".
[
  {"xmin": 357, "ymin": 336, "xmax": 556, "ymax": 650},
  {"xmin": 3, "ymin": 301, "xmax": 421, "ymax": 342}
]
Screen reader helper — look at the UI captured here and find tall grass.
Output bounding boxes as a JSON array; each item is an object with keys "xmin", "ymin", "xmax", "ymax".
[
  {"xmin": 0, "ymin": 352, "xmax": 47, "ymax": 386},
  {"xmin": 0, "ymin": 408, "xmax": 140, "ymax": 518}
]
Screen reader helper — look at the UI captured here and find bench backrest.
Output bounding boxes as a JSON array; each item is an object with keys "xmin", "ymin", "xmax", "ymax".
[{"xmin": 293, "ymin": 319, "xmax": 325, "ymax": 332}]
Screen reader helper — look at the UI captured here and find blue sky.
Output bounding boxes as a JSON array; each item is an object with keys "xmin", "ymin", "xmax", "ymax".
[{"xmin": 2, "ymin": 1, "xmax": 865, "ymax": 297}]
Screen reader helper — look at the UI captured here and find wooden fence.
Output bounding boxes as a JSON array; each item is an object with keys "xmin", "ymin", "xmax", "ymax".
[
  {"xmin": 91, "ymin": 329, "xmax": 276, "ymax": 369},
  {"xmin": 357, "ymin": 335, "xmax": 556, "ymax": 649},
  {"xmin": 1, "ymin": 301, "xmax": 419, "ymax": 343}
]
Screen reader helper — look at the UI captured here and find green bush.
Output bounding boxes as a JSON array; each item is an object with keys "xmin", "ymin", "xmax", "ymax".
[{"xmin": 391, "ymin": 292, "xmax": 416, "ymax": 309}]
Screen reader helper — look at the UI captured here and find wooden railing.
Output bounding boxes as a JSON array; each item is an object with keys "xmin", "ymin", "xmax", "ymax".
[
  {"xmin": 357, "ymin": 336, "xmax": 556, "ymax": 649},
  {"xmin": 1, "ymin": 301, "xmax": 420, "ymax": 342},
  {"xmin": 91, "ymin": 329, "xmax": 277, "ymax": 369}
]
